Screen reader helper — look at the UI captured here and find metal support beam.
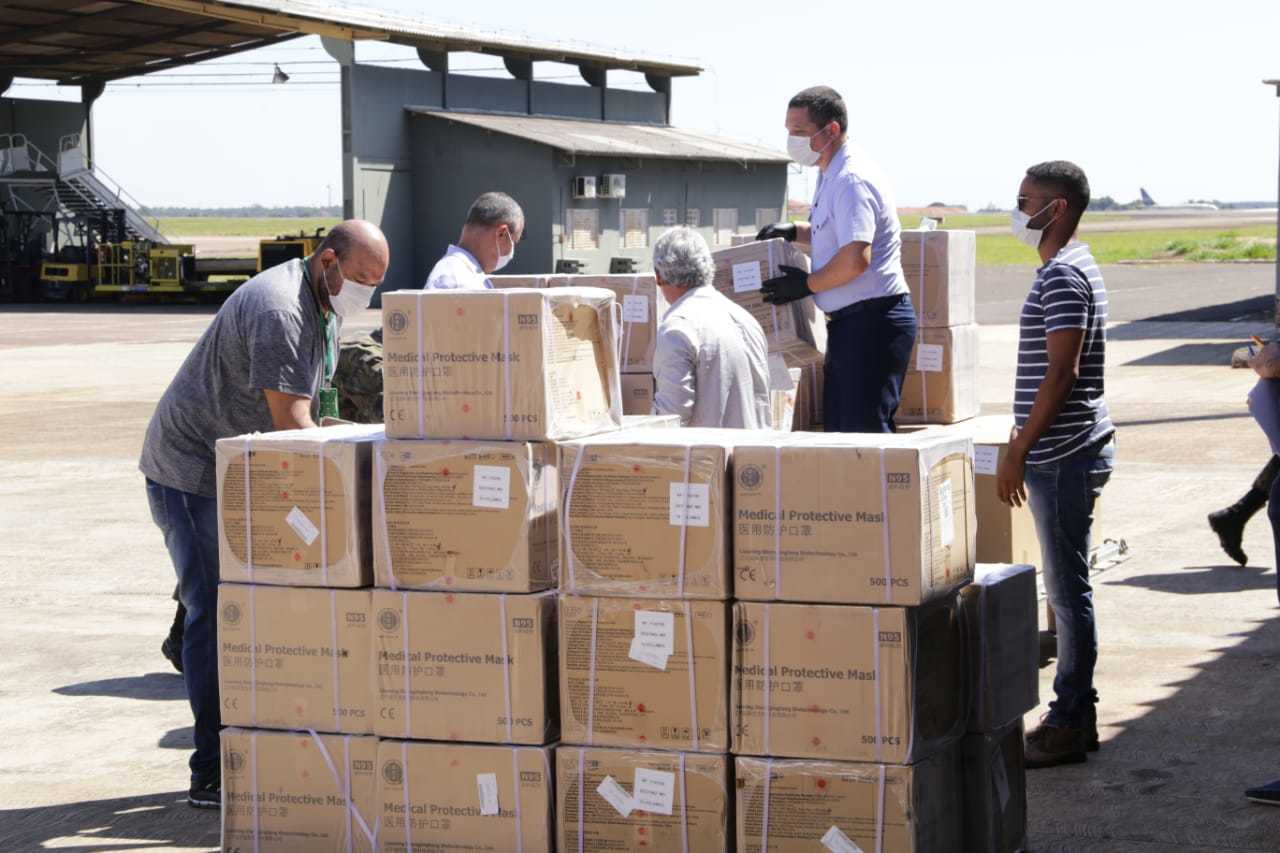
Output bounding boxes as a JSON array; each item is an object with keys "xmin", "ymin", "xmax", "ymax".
[
  {"xmin": 0, "ymin": 6, "xmax": 121, "ymax": 49},
  {"xmin": 321, "ymin": 36, "xmax": 354, "ymax": 66},
  {"xmin": 504, "ymin": 57, "xmax": 533, "ymax": 80},
  {"xmin": 418, "ymin": 48, "xmax": 448, "ymax": 72},
  {"xmin": 646, "ymin": 73, "xmax": 672, "ymax": 124},
  {"xmin": 578, "ymin": 64, "xmax": 606, "ymax": 88},
  {"xmin": 56, "ymin": 32, "xmax": 304, "ymax": 83}
]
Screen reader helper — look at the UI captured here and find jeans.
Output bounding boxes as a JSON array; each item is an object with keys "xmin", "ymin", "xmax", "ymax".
[
  {"xmin": 1267, "ymin": 474, "xmax": 1280, "ymax": 604},
  {"xmin": 145, "ymin": 478, "xmax": 221, "ymax": 782},
  {"xmin": 1024, "ymin": 434, "xmax": 1116, "ymax": 728},
  {"xmin": 823, "ymin": 294, "xmax": 918, "ymax": 433}
]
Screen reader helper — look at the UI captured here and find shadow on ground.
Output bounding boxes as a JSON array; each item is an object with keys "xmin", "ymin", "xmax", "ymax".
[
  {"xmin": 0, "ymin": 791, "xmax": 219, "ymax": 851},
  {"xmin": 1028, "ymin": 607, "xmax": 1280, "ymax": 851},
  {"xmin": 1122, "ymin": 341, "xmax": 1245, "ymax": 366},
  {"xmin": 159, "ymin": 727, "xmax": 194, "ymax": 750},
  {"xmin": 52, "ymin": 672, "xmax": 186, "ymax": 701},
  {"xmin": 1109, "ymin": 565, "xmax": 1278, "ymax": 596}
]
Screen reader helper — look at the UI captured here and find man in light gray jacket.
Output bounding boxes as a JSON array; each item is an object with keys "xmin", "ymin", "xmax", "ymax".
[{"xmin": 651, "ymin": 227, "xmax": 770, "ymax": 428}]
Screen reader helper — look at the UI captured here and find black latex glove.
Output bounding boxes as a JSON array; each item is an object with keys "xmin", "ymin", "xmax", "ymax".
[
  {"xmin": 755, "ymin": 222, "xmax": 797, "ymax": 242},
  {"xmin": 760, "ymin": 264, "xmax": 812, "ymax": 305}
]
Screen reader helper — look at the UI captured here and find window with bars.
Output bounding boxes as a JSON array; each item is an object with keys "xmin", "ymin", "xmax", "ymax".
[
  {"xmin": 755, "ymin": 208, "xmax": 780, "ymax": 230},
  {"xmin": 713, "ymin": 208, "xmax": 739, "ymax": 245},
  {"xmin": 569, "ymin": 208, "xmax": 599, "ymax": 250},
  {"xmin": 685, "ymin": 208, "xmax": 702, "ymax": 228},
  {"xmin": 621, "ymin": 209, "xmax": 649, "ymax": 249},
  {"xmin": 662, "ymin": 208, "xmax": 679, "ymax": 227}
]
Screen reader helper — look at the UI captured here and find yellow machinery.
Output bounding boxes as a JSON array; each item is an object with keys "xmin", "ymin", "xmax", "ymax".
[
  {"xmin": 38, "ymin": 240, "xmax": 253, "ymax": 300},
  {"xmin": 257, "ymin": 228, "xmax": 325, "ymax": 272}
]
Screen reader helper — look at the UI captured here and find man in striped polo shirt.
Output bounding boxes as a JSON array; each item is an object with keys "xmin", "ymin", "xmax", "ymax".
[{"xmin": 997, "ymin": 160, "xmax": 1116, "ymax": 769}]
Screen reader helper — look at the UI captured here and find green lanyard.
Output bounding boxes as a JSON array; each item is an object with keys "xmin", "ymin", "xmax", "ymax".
[{"xmin": 305, "ymin": 258, "xmax": 341, "ymax": 420}]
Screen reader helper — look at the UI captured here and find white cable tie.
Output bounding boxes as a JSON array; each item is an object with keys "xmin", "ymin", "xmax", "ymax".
[
  {"xmin": 375, "ymin": 443, "xmax": 398, "ymax": 590},
  {"xmin": 576, "ymin": 747, "xmax": 586, "ymax": 853},
  {"xmin": 329, "ymin": 590, "xmax": 341, "ymax": 733},
  {"xmin": 318, "ymin": 439, "xmax": 329, "ymax": 585},
  {"xmin": 875, "ymin": 765, "xmax": 886, "ymax": 853},
  {"xmin": 503, "ymin": 291, "xmax": 513, "ymax": 441},
  {"xmin": 762, "ymin": 604, "xmax": 772, "ymax": 755},
  {"xmin": 499, "ymin": 594, "xmax": 513, "ymax": 743},
  {"xmin": 759, "ymin": 757, "xmax": 772, "ymax": 853},
  {"xmin": 773, "ymin": 444, "xmax": 782, "ymax": 598},
  {"xmin": 872, "ymin": 608, "xmax": 883, "ymax": 764},
  {"xmin": 585, "ymin": 597, "xmax": 599, "ymax": 744},
  {"xmin": 511, "ymin": 747, "xmax": 524, "ymax": 853},
  {"xmin": 248, "ymin": 584, "xmax": 258, "ymax": 726},
  {"xmin": 415, "ymin": 293, "xmax": 426, "ymax": 436},
  {"xmin": 243, "ymin": 436, "xmax": 253, "ymax": 581},
  {"xmin": 307, "ymin": 730, "xmax": 375, "ymax": 851},
  {"xmin": 683, "ymin": 601, "xmax": 699, "ymax": 751},
  {"xmin": 675, "ymin": 445, "xmax": 692, "ymax": 597},
  {"xmin": 401, "ymin": 591, "xmax": 411, "ymax": 738},
  {"xmin": 563, "ymin": 445, "xmax": 588, "ymax": 593},
  {"xmin": 401, "ymin": 740, "xmax": 412, "ymax": 851},
  {"xmin": 879, "ymin": 449, "xmax": 892, "ymax": 603},
  {"xmin": 678, "ymin": 751, "xmax": 689, "ymax": 853},
  {"xmin": 766, "ymin": 240, "xmax": 781, "ymax": 337},
  {"xmin": 250, "ymin": 730, "xmax": 261, "ymax": 853}
]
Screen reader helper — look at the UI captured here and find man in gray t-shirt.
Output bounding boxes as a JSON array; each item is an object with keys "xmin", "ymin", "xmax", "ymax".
[{"xmin": 140, "ymin": 220, "xmax": 388, "ymax": 808}]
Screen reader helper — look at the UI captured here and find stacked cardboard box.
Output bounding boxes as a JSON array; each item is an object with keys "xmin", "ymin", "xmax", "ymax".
[
  {"xmin": 956, "ymin": 563, "xmax": 1039, "ymax": 852},
  {"xmin": 729, "ymin": 431, "xmax": 977, "ymax": 851},
  {"xmin": 898, "ymin": 230, "xmax": 980, "ymax": 425},
  {"xmin": 556, "ymin": 426, "xmax": 740, "ymax": 850}
]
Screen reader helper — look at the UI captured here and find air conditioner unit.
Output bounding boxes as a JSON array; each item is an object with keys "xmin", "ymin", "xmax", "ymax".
[
  {"xmin": 571, "ymin": 176, "xmax": 597, "ymax": 199},
  {"xmin": 599, "ymin": 174, "xmax": 626, "ymax": 199}
]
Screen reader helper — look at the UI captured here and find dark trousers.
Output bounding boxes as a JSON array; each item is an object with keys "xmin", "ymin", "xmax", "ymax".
[
  {"xmin": 823, "ymin": 294, "xmax": 918, "ymax": 432},
  {"xmin": 1267, "ymin": 473, "xmax": 1280, "ymax": 604},
  {"xmin": 145, "ymin": 478, "xmax": 221, "ymax": 782}
]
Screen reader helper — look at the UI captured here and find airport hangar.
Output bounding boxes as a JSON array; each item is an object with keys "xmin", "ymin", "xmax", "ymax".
[{"xmin": 1, "ymin": 0, "xmax": 789, "ymax": 295}]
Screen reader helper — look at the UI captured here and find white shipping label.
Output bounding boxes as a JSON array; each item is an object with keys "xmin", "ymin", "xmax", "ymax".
[
  {"xmin": 938, "ymin": 480, "xmax": 955, "ymax": 547},
  {"xmin": 628, "ymin": 637, "xmax": 669, "ymax": 670},
  {"xmin": 597, "ymin": 775, "xmax": 634, "ymax": 817},
  {"xmin": 767, "ymin": 352, "xmax": 796, "ymax": 391},
  {"xmin": 669, "ymin": 482, "xmax": 710, "ymax": 527},
  {"xmin": 916, "ymin": 343, "xmax": 944, "ymax": 373},
  {"xmin": 634, "ymin": 610, "xmax": 675, "ymax": 655},
  {"xmin": 731, "ymin": 261, "xmax": 763, "ymax": 293},
  {"xmin": 622, "ymin": 294, "xmax": 649, "ymax": 323},
  {"xmin": 973, "ymin": 445, "xmax": 999, "ymax": 476},
  {"xmin": 285, "ymin": 506, "xmax": 320, "ymax": 546},
  {"xmin": 476, "ymin": 773, "xmax": 500, "ymax": 816},
  {"xmin": 992, "ymin": 749, "xmax": 1011, "ymax": 811},
  {"xmin": 632, "ymin": 768, "xmax": 676, "ymax": 816},
  {"xmin": 821, "ymin": 825, "xmax": 864, "ymax": 853},
  {"xmin": 472, "ymin": 465, "xmax": 511, "ymax": 510}
]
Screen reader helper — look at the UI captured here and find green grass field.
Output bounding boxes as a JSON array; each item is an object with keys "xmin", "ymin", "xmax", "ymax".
[
  {"xmin": 157, "ymin": 217, "xmax": 339, "ymax": 238},
  {"xmin": 975, "ymin": 225, "xmax": 1276, "ymax": 265}
]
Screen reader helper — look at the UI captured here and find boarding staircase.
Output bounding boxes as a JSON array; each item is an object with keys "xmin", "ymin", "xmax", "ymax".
[{"xmin": 0, "ymin": 132, "xmax": 166, "ymax": 244}]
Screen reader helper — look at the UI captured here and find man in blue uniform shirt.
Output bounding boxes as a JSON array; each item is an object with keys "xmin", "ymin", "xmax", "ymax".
[{"xmin": 758, "ymin": 85, "xmax": 916, "ymax": 433}]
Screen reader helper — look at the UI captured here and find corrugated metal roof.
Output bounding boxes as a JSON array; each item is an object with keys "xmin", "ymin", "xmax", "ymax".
[
  {"xmin": 138, "ymin": 0, "xmax": 702, "ymax": 76},
  {"xmin": 409, "ymin": 110, "xmax": 789, "ymax": 164}
]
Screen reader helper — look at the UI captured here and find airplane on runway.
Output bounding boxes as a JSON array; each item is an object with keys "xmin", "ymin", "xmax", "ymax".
[{"xmin": 1139, "ymin": 188, "xmax": 1219, "ymax": 211}]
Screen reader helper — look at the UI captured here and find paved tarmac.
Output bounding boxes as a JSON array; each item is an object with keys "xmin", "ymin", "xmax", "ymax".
[{"xmin": 0, "ymin": 262, "xmax": 1278, "ymax": 851}]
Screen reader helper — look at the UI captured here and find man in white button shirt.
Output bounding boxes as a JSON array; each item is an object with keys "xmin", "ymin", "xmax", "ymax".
[
  {"xmin": 423, "ymin": 191, "xmax": 524, "ymax": 289},
  {"xmin": 758, "ymin": 86, "xmax": 916, "ymax": 433},
  {"xmin": 651, "ymin": 227, "xmax": 770, "ymax": 428}
]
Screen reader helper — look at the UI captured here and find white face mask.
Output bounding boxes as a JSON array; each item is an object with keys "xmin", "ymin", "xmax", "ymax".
[
  {"xmin": 1009, "ymin": 201, "xmax": 1059, "ymax": 249},
  {"xmin": 492, "ymin": 227, "xmax": 515, "ymax": 272},
  {"xmin": 324, "ymin": 257, "xmax": 375, "ymax": 318},
  {"xmin": 786, "ymin": 126, "xmax": 834, "ymax": 167}
]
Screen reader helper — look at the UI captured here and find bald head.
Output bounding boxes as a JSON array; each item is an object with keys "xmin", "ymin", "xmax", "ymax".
[{"xmin": 319, "ymin": 219, "xmax": 389, "ymax": 285}]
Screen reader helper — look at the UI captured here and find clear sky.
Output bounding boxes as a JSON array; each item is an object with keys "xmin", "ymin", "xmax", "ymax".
[{"xmin": 10, "ymin": 0, "xmax": 1280, "ymax": 210}]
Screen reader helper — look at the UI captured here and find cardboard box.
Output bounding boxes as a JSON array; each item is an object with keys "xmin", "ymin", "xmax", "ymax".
[
  {"xmin": 548, "ymin": 274, "xmax": 662, "ymax": 373},
  {"xmin": 381, "ymin": 287, "xmax": 622, "ymax": 441},
  {"xmin": 556, "ymin": 747, "xmax": 730, "ymax": 852},
  {"xmin": 221, "ymin": 728, "xmax": 379, "ymax": 853},
  {"xmin": 735, "ymin": 749, "xmax": 963, "ymax": 853},
  {"xmin": 622, "ymin": 413, "xmax": 681, "ymax": 430},
  {"xmin": 217, "ymin": 584, "xmax": 373, "ymax": 734},
  {"xmin": 899, "ymin": 323, "xmax": 980, "ymax": 425},
  {"xmin": 372, "ymin": 589, "xmax": 557, "ymax": 744},
  {"xmin": 488, "ymin": 274, "xmax": 551, "ymax": 288},
  {"xmin": 376, "ymin": 740, "xmax": 553, "ymax": 853},
  {"xmin": 559, "ymin": 595, "xmax": 730, "ymax": 752},
  {"xmin": 620, "ymin": 373, "xmax": 655, "ymax": 416},
  {"xmin": 733, "ymin": 432, "xmax": 976, "ymax": 606},
  {"xmin": 727, "ymin": 234, "xmax": 825, "ymax": 352},
  {"xmin": 948, "ymin": 415, "xmax": 1041, "ymax": 565},
  {"xmin": 216, "ymin": 424, "xmax": 382, "ymax": 587},
  {"xmin": 960, "ymin": 564, "xmax": 1039, "ymax": 732},
  {"xmin": 371, "ymin": 439, "xmax": 557, "ymax": 593},
  {"xmin": 961, "ymin": 722, "xmax": 1027, "ymax": 853},
  {"xmin": 731, "ymin": 599, "xmax": 965, "ymax": 763},
  {"xmin": 900, "ymin": 230, "xmax": 977, "ymax": 327},
  {"xmin": 559, "ymin": 428, "xmax": 739, "ymax": 599},
  {"xmin": 769, "ymin": 339, "xmax": 825, "ymax": 428},
  {"xmin": 709, "ymin": 239, "xmax": 809, "ymax": 347}
]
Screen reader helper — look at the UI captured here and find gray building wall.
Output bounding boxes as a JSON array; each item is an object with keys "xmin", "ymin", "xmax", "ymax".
[
  {"xmin": 409, "ymin": 114, "xmax": 788, "ymax": 277},
  {"xmin": 345, "ymin": 63, "xmax": 668, "ymax": 295},
  {"xmin": 0, "ymin": 97, "xmax": 87, "ymax": 164}
]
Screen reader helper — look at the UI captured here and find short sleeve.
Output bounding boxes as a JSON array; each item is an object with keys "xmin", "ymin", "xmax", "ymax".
[
  {"xmin": 1040, "ymin": 266, "xmax": 1092, "ymax": 333},
  {"xmin": 835, "ymin": 179, "xmax": 878, "ymax": 246},
  {"xmin": 246, "ymin": 308, "xmax": 318, "ymax": 397}
]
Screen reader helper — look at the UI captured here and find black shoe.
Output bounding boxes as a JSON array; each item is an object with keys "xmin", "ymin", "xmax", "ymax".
[
  {"xmin": 1207, "ymin": 489, "xmax": 1266, "ymax": 566},
  {"xmin": 1245, "ymin": 778, "xmax": 1280, "ymax": 805},
  {"xmin": 1024, "ymin": 721, "xmax": 1087, "ymax": 769},
  {"xmin": 188, "ymin": 775, "xmax": 221, "ymax": 809},
  {"xmin": 1085, "ymin": 703, "xmax": 1100, "ymax": 752}
]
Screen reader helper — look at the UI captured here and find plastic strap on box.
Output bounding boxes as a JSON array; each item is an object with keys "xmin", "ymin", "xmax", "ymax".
[
  {"xmin": 510, "ymin": 747, "xmax": 524, "ymax": 853},
  {"xmin": 766, "ymin": 240, "xmax": 781, "ymax": 337},
  {"xmin": 563, "ymin": 444, "xmax": 588, "ymax": 592},
  {"xmin": 243, "ymin": 436, "xmax": 254, "ymax": 581},
  {"xmin": 400, "ymin": 740, "xmax": 412, "ymax": 851},
  {"xmin": 250, "ymin": 730, "xmax": 261, "ymax": 853},
  {"xmin": 917, "ymin": 230, "xmax": 928, "ymax": 325},
  {"xmin": 249, "ymin": 584, "xmax": 258, "ymax": 726},
  {"xmin": 503, "ymin": 291, "xmax": 514, "ymax": 441},
  {"xmin": 675, "ymin": 445, "xmax": 692, "ymax": 597},
  {"xmin": 682, "ymin": 601, "xmax": 700, "ymax": 751},
  {"xmin": 875, "ymin": 765, "xmax": 886, "ymax": 853},
  {"xmin": 762, "ymin": 603, "xmax": 772, "ymax": 754},
  {"xmin": 318, "ymin": 438, "xmax": 329, "ymax": 585},
  {"xmin": 871, "ymin": 608, "xmax": 883, "ymax": 764},
  {"xmin": 499, "ymin": 594, "xmax": 513, "ymax": 743},
  {"xmin": 773, "ymin": 444, "xmax": 783, "ymax": 598},
  {"xmin": 585, "ymin": 597, "xmax": 599, "ymax": 744},
  {"xmin": 620, "ymin": 274, "xmax": 639, "ymax": 369},
  {"xmin": 307, "ymin": 729, "xmax": 377, "ymax": 852},
  {"xmin": 401, "ymin": 591, "xmax": 412, "ymax": 738},
  {"xmin": 329, "ymin": 590, "xmax": 341, "ymax": 733},
  {"xmin": 878, "ymin": 449, "xmax": 893, "ymax": 603},
  {"xmin": 576, "ymin": 748, "xmax": 586, "ymax": 853},
  {"xmin": 415, "ymin": 293, "xmax": 426, "ymax": 437},
  {"xmin": 759, "ymin": 757, "xmax": 772, "ymax": 853},
  {"xmin": 374, "ymin": 443, "xmax": 399, "ymax": 591},
  {"xmin": 678, "ymin": 752, "xmax": 689, "ymax": 853}
]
